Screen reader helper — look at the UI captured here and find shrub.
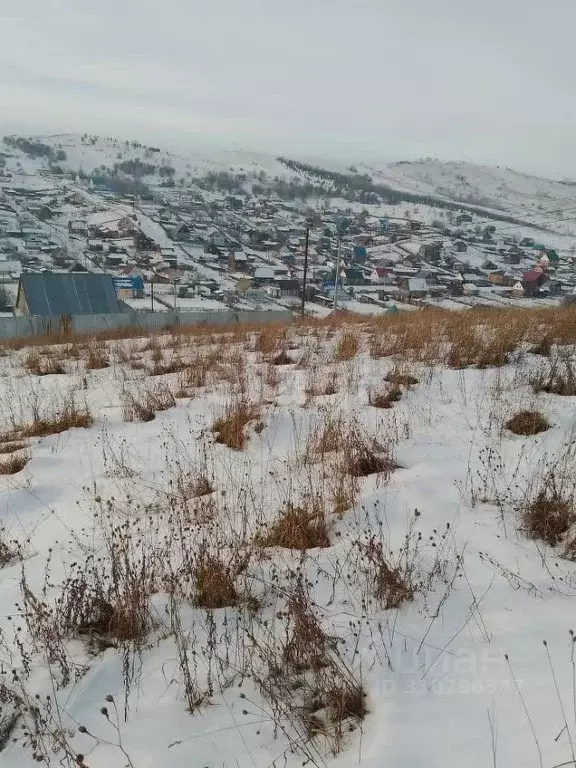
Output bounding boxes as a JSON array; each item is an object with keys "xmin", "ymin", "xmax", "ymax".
[{"xmin": 505, "ymin": 410, "xmax": 549, "ymax": 436}]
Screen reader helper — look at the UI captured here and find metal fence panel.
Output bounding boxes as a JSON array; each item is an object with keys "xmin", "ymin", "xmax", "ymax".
[{"xmin": 0, "ymin": 309, "xmax": 292, "ymax": 342}]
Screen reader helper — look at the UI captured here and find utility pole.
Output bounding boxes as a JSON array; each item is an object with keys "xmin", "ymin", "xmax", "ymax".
[
  {"xmin": 300, "ymin": 222, "xmax": 310, "ymax": 318},
  {"xmin": 150, "ymin": 280, "xmax": 155, "ymax": 312},
  {"xmin": 333, "ymin": 235, "xmax": 343, "ymax": 312}
]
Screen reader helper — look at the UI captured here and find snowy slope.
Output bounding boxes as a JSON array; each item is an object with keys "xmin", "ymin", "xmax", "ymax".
[
  {"xmin": 360, "ymin": 158, "xmax": 576, "ymax": 227},
  {"xmin": 1, "ymin": 318, "xmax": 576, "ymax": 767},
  {"xmin": 27, "ymin": 134, "xmax": 300, "ymax": 182},
  {"xmin": 6, "ymin": 133, "xmax": 576, "ymax": 232}
]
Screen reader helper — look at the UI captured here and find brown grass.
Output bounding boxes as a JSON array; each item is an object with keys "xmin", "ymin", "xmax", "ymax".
[
  {"xmin": 325, "ymin": 683, "xmax": 367, "ymax": 723},
  {"xmin": 0, "ymin": 441, "xmax": 29, "ymax": 454},
  {"xmin": 213, "ymin": 400, "xmax": 260, "ymax": 451},
  {"xmin": 522, "ymin": 479, "xmax": 574, "ymax": 546},
  {"xmin": 5, "ymin": 304, "xmax": 576, "ymax": 358},
  {"xmin": 257, "ymin": 502, "xmax": 330, "ymax": 550},
  {"xmin": 149, "ymin": 356, "xmax": 188, "ymax": 377},
  {"xmin": 384, "ymin": 369, "xmax": 419, "ymax": 387},
  {"xmin": 23, "ymin": 350, "xmax": 66, "ymax": 376},
  {"xmin": 335, "ymin": 331, "xmax": 359, "ymax": 362},
  {"xmin": 192, "ymin": 554, "xmax": 238, "ymax": 608},
  {"xmin": 14, "ymin": 401, "xmax": 93, "ymax": 439},
  {"xmin": 506, "ymin": 410, "xmax": 549, "ymax": 436},
  {"xmin": 312, "ymin": 415, "xmax": 344, "ymax": 456},
  {"xmin": 271, "ymin": 349, "xmax": 293, "ymax": 366},
  {"xmin": 369, "ymin": 385, "xmax": 402, "ymax": 409},
  {"xmin": 255, "ymin": 325, "xmax": 285, "ymax": 354},
  {"xmin": 122, "ymin": 383, "xmax": 176, "ymax": 422},
  {"xmin": 0, "ymin": 453, "xmax": 29, "ymax": 475},
  {"xmin": 530, "ymin": 334, "xmax": 553, "ymax": 357},
  {"xmin": 0, "ymin": 529, "xmax": 21, "ymax": 568},
  {"xmin": 356, "ymin": 533, "xmax": 417, "ymax": 609},
  {"xmin": 531, "ymin": 357, "xmax": 576, "ymax": 396},
  {"xmin": 85, "ymin": 341, "xmax": 110, "ymax": 370},
  {"xmin": 345, "ymin": 430, "xmax": 398, "ymax": 479}
]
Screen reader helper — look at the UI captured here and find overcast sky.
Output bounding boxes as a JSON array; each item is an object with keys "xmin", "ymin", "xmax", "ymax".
[{"xmin": 1, "ymin": 0, "xmax": 575, "ymax": 177}]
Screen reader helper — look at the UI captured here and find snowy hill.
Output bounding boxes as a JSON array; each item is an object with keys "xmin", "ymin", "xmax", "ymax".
[
  {"xmin": 4, "ymin": 133, "xmax": 576, "ymax": 235},
  {"xmin": 360, "ymin": 158, "xmax": 576, "ymax": 229}
]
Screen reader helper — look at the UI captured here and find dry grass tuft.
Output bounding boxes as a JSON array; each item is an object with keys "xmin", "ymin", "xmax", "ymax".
[
  {"xmin": 0, "ymin": 452, "xmax": 29, "ymax": 475},
  {"xmin": 345, "ymin": 430, "xmax": 398, "ymax": 479},
  {"xmin": 257, "ymin": 502, "xmax": 330, "ymax": 550},
  {"xmin": 531, "ymin": 357, "xmax": 576, "ymax": 396},
  {"xmin": 272, "ymin": 349, "xmax": 293, "ymax": 366},
  {"xmin": 85, "ymin": 341, "xmax": 110, "ymax": 370},
  {"xmin": 122, "ymin": 382, "xmax": 176, "ymax": 422},
  {"xmin": 0, "ymin": 528, "xmax": 21, "ymax": 568},
  {"xmin": 0, "ymin": 441, "xmax": 29, "ymax": 454},
  {"xmin": 367, "ymin": 545, "xmax": 415, "ymax": 609},
  {"xmin": 187, "ymin": 474, "xmax": 214, "ymax": 498},
  {"xmin": 213, "ymin": 400, "xmax": 260, "ymax": 451},
  {"xmin": 23, "ymin": 350, "xmax": 66, "ymax": 376},
  {"xmin": 21, "ymin": 403, "xmax": 93, "ymax": 439},
  {"xmin": 522, "ymin": 476, "xmax": 574, "ymax": 546},
  {"xmin": 255, "ymin": 326, "xmax": 285, "ymax": 354},
  {"xmin": 369, "ymin": 385, "xmax": 402, "ymax": 409},
  {"xmin": 335, "ymin": 331, "xmax": 359, "ymax": 362},
  {"xmin": 149, "ymin": 355, "xmax": 187, "ymax": 377},
  {"xmin": 282, "ymin": 577, "xmax": 333, "ymax": 671},
  {"xmin": 325, "ymin": 683, "xmax": 368, "ymax": 724},
  {"xmin": 192, "ymin": 553, "xmax": 238, "ymax": 609},
  {"xmin": 506, "ymin": 410, "xmax": 549, "ymax": 436},
  {"xmin": 530, "ymin": 334, "xmax": 553, "ymax": 357},
  {"xmin": 384, "ymin": 370, "xmax": 419, "ymax": 387},
  {"xmin": 312, "ymin": 415, "xmax": 344, "ymax": 456}
]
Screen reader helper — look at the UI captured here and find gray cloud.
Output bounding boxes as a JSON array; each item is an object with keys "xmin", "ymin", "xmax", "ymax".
[{"xmin": 1, "ymin": 0, "xmax": 575, "ymax": 176}]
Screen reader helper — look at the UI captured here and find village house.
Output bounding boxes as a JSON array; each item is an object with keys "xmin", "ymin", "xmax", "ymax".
[
  {"xmin": 522, "ymin": 267, "xmax": 549, "ymax": 297},
  {"xmin": 227, "ymin": 252, "xmax": 249, "ymax": 272},
  {"xmin": 16, "ymin": 273, "xmax": 121, "ymax": 317},
  {"xmin": 399, "ymin": 277, "xmax": 429, "ymax": 299},
  {"xmin": 253, "ymin": 265, "xmax": 276, "ymax": 285},
  {"xmin": 68, "ymin": 220, "xmax": 88, "ymax": 236}
]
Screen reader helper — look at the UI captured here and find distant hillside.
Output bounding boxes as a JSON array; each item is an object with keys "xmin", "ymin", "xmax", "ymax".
[{"xmin": 4, "ymin": 133, "xmax": 576, "ymax": 235}]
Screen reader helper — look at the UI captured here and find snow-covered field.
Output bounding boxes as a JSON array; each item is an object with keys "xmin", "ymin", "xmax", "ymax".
[{"xmin": 1, "ymin": 309, "xmax": 576, "ymax": 767}]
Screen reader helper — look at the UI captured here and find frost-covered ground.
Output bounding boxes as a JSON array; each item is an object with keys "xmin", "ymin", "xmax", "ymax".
[{"xmin": 1, "ymin": 311, "xmax": 576, "ymax": 767}]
